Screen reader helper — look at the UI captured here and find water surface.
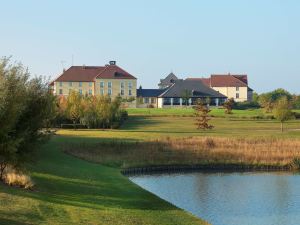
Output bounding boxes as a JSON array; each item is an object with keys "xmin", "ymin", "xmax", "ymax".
[{"xmin": 129, "ymin": 172, "xmax": 300, "ymax": 225}]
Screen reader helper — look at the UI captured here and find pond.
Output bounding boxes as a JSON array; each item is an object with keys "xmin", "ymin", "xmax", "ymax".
[{"xmin": 129, "ymin": 172, "xmax": 300, "ymax": 225}]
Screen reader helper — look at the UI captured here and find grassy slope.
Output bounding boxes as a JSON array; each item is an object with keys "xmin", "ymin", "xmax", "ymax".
[
  {"xmin": 0, "ymin": 135, "xmax": 207, "ymax": 225},
  {"xmin": 1, "ymin": 109, "xmax": 299, "ymax": 225}
]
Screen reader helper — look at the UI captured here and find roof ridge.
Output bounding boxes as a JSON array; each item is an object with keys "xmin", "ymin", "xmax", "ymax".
[
  {"xmin": 230, "ymin": 74, "xmax": 248, "ymax": 86},
  {"xmin": 95, "ymin": 65, "xmax": 110, "ymax": 79},
  {"xmin": 158, "ymin": 82, "xmax": 177, "ymax": 97}
]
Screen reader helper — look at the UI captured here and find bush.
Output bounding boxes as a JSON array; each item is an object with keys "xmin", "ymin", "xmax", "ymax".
[
  {"xmin": 4, "ymin": 167, "xmax": 34, "ymax": 189},
  {"xmin": 233, "ymin": 101, "xmax": 260, "ymax": 110}
]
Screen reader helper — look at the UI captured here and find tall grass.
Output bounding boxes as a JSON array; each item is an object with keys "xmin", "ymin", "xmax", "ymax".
[
  {"xmin": 64, "ymin": 137, "xmax": 300, "ymax": 169},
  {"xmin": 2, "ymin": 167, "xmax": 34, "ymax": 189}
]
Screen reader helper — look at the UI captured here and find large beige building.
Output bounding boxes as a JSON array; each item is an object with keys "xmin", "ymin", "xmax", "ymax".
[
  {"xmin": 188, "ymin": 74, "xmax": 253, "ymax": 102},
  {"xmin": 50, "ymin": 61, "xmax": 137, "ymax": 107}
]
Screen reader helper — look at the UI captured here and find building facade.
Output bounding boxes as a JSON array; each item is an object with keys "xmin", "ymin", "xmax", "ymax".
[
  {"xmin": 50, "ymin": 61, "xmax": 137, "ymax": 108},
  {"xmin": 188, "ymin": 74, "xmax": 253, "ymax": 102},
  {"xmin": 138, "ymin": 79, "xmax": 227, "ymax": 108}
]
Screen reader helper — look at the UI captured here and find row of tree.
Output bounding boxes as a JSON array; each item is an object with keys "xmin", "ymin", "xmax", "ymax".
[{"xmin": 55, "ymin": 91, "xmax": 128, "ymax": 129}]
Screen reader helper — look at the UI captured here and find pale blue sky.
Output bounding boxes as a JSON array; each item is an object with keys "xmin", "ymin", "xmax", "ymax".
[{"xmin": 1, "ymin": 0, "xmax": 299, "ymax": 93}]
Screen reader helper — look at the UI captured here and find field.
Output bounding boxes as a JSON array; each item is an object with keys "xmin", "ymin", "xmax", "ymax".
[{"xmin": 1, "ymin": 109, "xmax": 300, "ymax": 225}]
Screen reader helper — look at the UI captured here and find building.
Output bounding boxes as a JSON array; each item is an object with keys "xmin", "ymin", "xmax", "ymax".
[
  {"xmin": 158, "ymin": 72, "xmax": 178, "ymax": 89},
  {"xmin": 137, "ymin": 79, "xmax": 227, "ymax": 108},
  {"xmin": 50, "ymin": 61, "xmax": 137, "ymax": 107},
  {"xmin": 188, "ymin": 74, "xmax": 253, "ymax": 102}
]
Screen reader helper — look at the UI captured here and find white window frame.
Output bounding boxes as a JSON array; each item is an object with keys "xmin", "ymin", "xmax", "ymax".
[
  {"xmin": 59, "ymin": 89, "xmax": 63, "ymax": 95},
  {"xmin": 100, "ymin": 89, "xmax": 104, "ymax": 95},
  {"xmin": 59, "ymin": 82, "xmax": 63, "ymax": 87},
  {"xmin": 89, "ymin": 89, "xmax": 93, "ymax": 95},
  {"xmin": 108, "ymin": 81, "xmax": 112, "ymax": 88},
  {"xmin": 79, "ymin": 89, "xmax": 82, "ymax": 95},
  {"xmin": 79, "ymin": 82, "xmax": 82, "ymax": 87},
  {"xmin": 128, "ymin": 89, "xmax": 132, "ymax": 96},
  {"xmin": 69, "ymin": 82, "xmax": 72, "ymax": 87},
  {"xmin": 89, "ymin": 82, "xmax": 93, "ymax": 87},
  {"xmin": 100, "ymin": 81, "xmax": 104, "ymax": 88},
  {"xmin": 128, "ymin": 81, "xmax": 132, "ymax": 89},
  {"xmin": 108, "ymin": 89, "xmax": 112, "ymax": 96}
]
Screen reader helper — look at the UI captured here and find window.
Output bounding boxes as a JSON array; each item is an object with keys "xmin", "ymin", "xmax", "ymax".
[
  {"xmin": 108, "ymin": 89, "xmax": 112, "ymax": 96},
  {"xmin": 100, "ymin": 82, "xmax": 104, "ymax": 88},
  {"xmin": 236, "ymin": 87, "xmax": 239, "ymax": 91},
  {"xmin": 59, "ymin": 82, "xmax": 62, "ymax": 87},
  {"xmin": 163, "ymin": 98, "xmax": 171, "ymax": 105},
  {"xmin": 120, "ymin": 82, "xmax": 124, "ymax": 89},
  {"xmin": 69, "ymin": 82, "xmax": 72, "ymax": 87},
  {"xmin": 59, "ymin": 89, "xmax": 63, "ymax": 95},
  {"xmin": 144, "ymin": 98, "xmax": 149, "ymax": 104},
  {"xmin": 236, "ymin": 93, "xmax": 240, "ymax": 99},
  {"xmin": 108, "ymin": 82, "xmax": 112, "ymax": 88},
  {"xmin": 79, "ymin": 82, "xmax": 82, "ymax": 87},
  {"xmin": 79, "ymin": 89, "xmax": 82, "ymax": 95},
  {"xmin": 89, "ymin": 89, "xmax": 92, "ymax": 95},
  {"xmin": 89, "ymin": 82, "xmax": 93, "ymax": 87},
  {"xmin": 151, "ymin": 98, "xmax": 156, "ymax": 104},
  {"xmin": 128, "ymin": 82, "xmax": 132, "ymax": 89},
  {"xmin": 173, "ymin": 98, "xmax": 180, "ymax": 105},
  {"xmin": 128, "ymin": 89, "xmax": 132, "ymax": 96},
  {"xmin": 121, "ymin": 89, "xmax": 124, "ymax": 96},
  {"xmin": 100, "ymin": 89, "xmax": 104, "ymax": 95}
]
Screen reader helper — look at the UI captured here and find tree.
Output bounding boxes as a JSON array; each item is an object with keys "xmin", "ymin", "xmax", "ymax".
[
  {"xmin": 181, "ymin": 89, "xmax": 192, "ymax": 106},
  {"xmin": 273, "ymin": 97, "xmax": 294, "ymax": 132},
  {"xmin": 194, "ymin": 99, "xmax": 213, "ymax": 130},
  {"xmin": 223, "ymin": 98, "xmax": 234, "ymax": 114},
  {"xmin": 66, "ymin": 91, "xmax": 84, "ymax": 129},
  {"xmin": 0, "ymin": 57, "xmax": 55, "ymax": 180},
  {"xmin": 258, "ymin": 93, "xmax": 273, "ymax": 113}
]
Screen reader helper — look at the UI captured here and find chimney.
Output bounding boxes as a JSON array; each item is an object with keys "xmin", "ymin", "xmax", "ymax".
[{"xmin": 109, "ymin": 61, "xmax": 116, "ymax": 65}]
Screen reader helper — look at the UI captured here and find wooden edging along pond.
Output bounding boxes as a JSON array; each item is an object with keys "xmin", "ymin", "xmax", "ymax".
[{"xmin": 121, "ymin": 164, "xmax": 293, "ymax": 176}]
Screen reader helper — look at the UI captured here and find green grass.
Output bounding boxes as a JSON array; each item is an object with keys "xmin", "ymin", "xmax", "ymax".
[
  {"xmin": 0, "ymin": 134, "xmax": 207, "ymax": 225},
  {"xmin": 128, "ymin": 108, "xmax": 300, "ymax": 118},
  {"xmin": 127, "ymin": 108, "xmax": 267, "ymax": 118},
  {"xmin": 1, "ymin": 114, "xmax": 299, "ymax": 225}
]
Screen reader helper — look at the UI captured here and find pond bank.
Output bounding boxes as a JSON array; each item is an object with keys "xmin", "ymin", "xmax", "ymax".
[{"xmin": 121, "ymin": 163, "xmax": 293, "ymax": 176}]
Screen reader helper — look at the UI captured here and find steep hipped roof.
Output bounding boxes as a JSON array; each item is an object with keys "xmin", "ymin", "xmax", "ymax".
[
  {"xmin": 210, "ymin": 74, "xmax": 248, "ymax": 87},
  {"xmin": 51, "ymin": 64, "xmax": 136, "ymax": 84},
  {"xmin": 96, "ymin": 65, "xmax": 136, "ymax": 79},
  {"xmin": 137, "ymin": 88, "xmax": 166, "ymax": 97},
  {"xmin": 159, "ymin": 79, "xmax": 226, "ymax": 98},
  {"xmin": 186, "ymin": 78, "xmax": 211, "ymax": 86}
]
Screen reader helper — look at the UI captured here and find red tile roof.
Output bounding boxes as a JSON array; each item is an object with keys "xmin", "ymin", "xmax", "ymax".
[
  {"xmin": 210, "ymin": 74, "xmax": 248, "ymax": 87},
  {"xmin": 96, "ymin": 65, "xmax": 137, "ymax": 79},
  {"xmin": 51, "ymin": 64, "xmax": 136, "ymax": 85}
]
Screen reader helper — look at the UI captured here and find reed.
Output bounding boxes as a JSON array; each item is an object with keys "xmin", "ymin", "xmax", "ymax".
[{"xmin": 64, "ymin": 137, "xmax": 300, "ymax": 169}]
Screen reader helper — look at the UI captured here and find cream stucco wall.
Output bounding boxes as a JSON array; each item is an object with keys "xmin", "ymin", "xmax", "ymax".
[
  {"xmin": 53, "ymin": 79, "xmax": 137, "ymax": 108},
  {"xmin": 212, "ymin": 86, "xmax": 249, "ymax": 102},
  {"xmin": 54, "ymin": 81, "xmax": 95, "ymax": 96}
]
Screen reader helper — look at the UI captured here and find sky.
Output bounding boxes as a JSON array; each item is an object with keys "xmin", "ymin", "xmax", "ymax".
[{"xmin": 1, "ymin": 0, "xmax": 299, "ymax": 94}]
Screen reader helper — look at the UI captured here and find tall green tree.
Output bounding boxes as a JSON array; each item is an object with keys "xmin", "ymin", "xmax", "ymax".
[
  {"xmin": 273, "ymin": 97, "xmax": 293, "ymax": 132},
  {"xmin": 0, "ymin": 57, "xmax": 55, "ymax": 180}
]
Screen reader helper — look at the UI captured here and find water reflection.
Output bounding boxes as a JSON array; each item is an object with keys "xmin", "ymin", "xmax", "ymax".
[{"xmin": 129, "ymin": 172, "xmax": 300, "ymax": 225}]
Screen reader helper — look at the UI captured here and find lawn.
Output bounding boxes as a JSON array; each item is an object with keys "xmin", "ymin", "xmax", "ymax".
[
  {"xmin": 1, "ymin": 115, "xmax": 299, "ymax": 225},
  {"xmin": 127, "ymin": 108, "xmax": 267, "ymax": 118},
  {"xmin": 0, "ymin": 133, "xmax": 207, "ymax": 225}
]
